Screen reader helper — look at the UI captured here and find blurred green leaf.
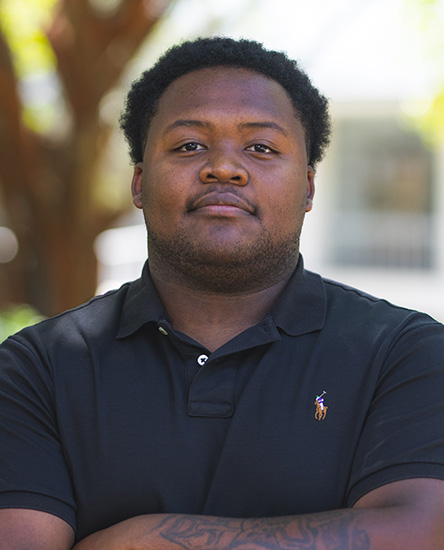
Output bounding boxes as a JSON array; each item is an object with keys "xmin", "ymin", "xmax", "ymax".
[
  {"xmin": 0, "ymin": 0, "xmax": 59, "ymax": 131},
  {"xmin": 404, "ymin": 0, "xmax": 444, "ymax": 144},
  {"xmin": 0, "ymin": 305, "xmax": 45, "ymax": 343},
  {"xmin": 0, "ymin": 0, "xmax": 57, "ymax": 76}
]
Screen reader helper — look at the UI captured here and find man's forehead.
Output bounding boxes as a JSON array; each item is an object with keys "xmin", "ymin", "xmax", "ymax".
[
  {"xmin": 151, "ymin": 66, "xmax": 300, "ymax": 129},
  {"xmin": 158, "ymin": 65, "xmax": 288, "ymax": 101}
]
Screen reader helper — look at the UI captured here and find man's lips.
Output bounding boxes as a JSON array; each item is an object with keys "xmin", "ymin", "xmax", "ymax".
[{"xmin": 188, "ymin": 192, "xmax": 256, "ymax": 215}]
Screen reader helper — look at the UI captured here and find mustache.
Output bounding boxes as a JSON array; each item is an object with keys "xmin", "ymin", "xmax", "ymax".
[{"xmin": 186, "ymin": 186, "xmax": 258, "ymax": 215}]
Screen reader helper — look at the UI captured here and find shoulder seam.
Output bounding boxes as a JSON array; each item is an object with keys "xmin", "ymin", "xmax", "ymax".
[
  {"xmin": 10, "ymin": 284, "xmax": 132, "ymax": 335},
  {"xmin": 323, "ymin": 278, "xmax": 410, "ymax": 310}
]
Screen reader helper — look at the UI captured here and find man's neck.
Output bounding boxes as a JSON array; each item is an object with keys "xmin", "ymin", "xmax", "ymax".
[{"xmin": 149, "ymin": 265, "xmax": 295, "ymax": 352}]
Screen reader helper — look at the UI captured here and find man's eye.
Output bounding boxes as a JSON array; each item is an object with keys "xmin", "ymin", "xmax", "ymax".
[
  {"xmin": 178, "ymin": 142, "xmax": 204, "ymax": 152},
  {"xmin": 247, "ymin": 144, "xmax": 273, "ymax": 154}
]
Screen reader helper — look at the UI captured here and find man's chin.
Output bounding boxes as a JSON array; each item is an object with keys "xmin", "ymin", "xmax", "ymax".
[{"xmin": 147, "ymin": 231, "xmax": 300, "ymax": 294}]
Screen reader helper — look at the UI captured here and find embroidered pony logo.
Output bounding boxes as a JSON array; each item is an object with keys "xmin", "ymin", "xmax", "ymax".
[{"xmin": 314, "ymin": 391, "xmax": 328, "ymax": 421}]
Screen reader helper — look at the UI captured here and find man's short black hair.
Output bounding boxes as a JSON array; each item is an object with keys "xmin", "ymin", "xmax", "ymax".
[{"xmin": 120, "ymin": 36, "xmax": 331, "ymax": 168}]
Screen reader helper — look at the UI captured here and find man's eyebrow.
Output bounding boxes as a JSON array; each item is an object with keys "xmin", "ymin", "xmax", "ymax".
[
  {"xmin": 162, "ymin": 120, "xmax": 289, "ymax": 137},
  {"xmin": 238, "ymin": 121, "xmax": 288, "ymax": 136},
  {"xmin": 163, "ymin": 120, "xmax": 212, "ymax": 135}
]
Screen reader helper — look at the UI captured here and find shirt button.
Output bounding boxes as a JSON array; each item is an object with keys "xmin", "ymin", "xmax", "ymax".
[
  {"xmin": 158, "ymin": 327, "xmax": 168, "ymax": 336},
  {"xmin": 197, "ymin": 354, "xmax": 209, "ymax": 366}
]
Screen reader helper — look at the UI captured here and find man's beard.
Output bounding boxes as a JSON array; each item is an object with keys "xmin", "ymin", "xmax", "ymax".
[{"xmin": 146, "ymin": 222, "xmax": 302, "ymax": 295}]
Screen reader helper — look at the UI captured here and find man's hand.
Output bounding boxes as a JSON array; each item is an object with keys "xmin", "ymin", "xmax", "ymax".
[{"xmin": 73, "ymin": 478, "xmax": 444, "ymax": 550}]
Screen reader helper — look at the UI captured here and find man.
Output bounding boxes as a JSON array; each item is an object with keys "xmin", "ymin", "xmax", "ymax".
[{"xmin": 1, "ymin": 37, "xmax": 444, "ymax": 550}]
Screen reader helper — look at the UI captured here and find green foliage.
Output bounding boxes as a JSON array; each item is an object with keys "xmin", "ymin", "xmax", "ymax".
[
  {"xmin": 417, "ymin": 88, "xmax": 444, "ymax": 145},
  {"xmin": 0, "ymin": 305, "xmax": 45, "ymax": 343},
  {"xmin": 0, "ymin": 0, "xmax": 57, "ymax": 76},
  {"xmin": 0, "ymin": 0, "xmax": 59, "ymax": 132},
  {"xmin": 404, "ymin": 0, "xmax": 444, "ymax": 144}
]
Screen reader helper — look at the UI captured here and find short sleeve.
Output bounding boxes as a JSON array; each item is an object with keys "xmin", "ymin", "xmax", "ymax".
[
  {"xmin": 0, "ymin": 332, "xmax": 76, "ymax": 531},
  {"xmin": 347, "ymin": 318, "xmax": 444, "ymax": 505}
]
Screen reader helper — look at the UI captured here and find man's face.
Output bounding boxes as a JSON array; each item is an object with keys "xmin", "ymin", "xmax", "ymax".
[{"xmin": 132, "ymin": 67, "xmax": 314, "ymax": 292}]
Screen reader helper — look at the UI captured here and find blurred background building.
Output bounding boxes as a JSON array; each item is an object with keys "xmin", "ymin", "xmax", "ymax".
[{"xmin": 1, "ymin": 0, "xmax": 444, "ymax": 332}]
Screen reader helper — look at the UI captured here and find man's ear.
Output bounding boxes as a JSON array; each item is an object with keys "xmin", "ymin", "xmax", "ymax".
[
  {"xmin": 131, "ymin": 163, "xmax": 144, "ymax": 209},
  {"xmin": 305, "ymin": 166, "xmax": 315, "ymax": 212}
]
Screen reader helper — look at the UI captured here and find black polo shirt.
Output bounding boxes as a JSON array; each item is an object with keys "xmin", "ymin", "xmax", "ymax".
[{"xmin": 1, "ymin": 257, "xmax": 444, "ymax": 542}]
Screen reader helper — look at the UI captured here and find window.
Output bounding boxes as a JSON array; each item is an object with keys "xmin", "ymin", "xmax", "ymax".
[{"xmin": 328, "ymin": 113, "xmax": 434, "ymax": 269}]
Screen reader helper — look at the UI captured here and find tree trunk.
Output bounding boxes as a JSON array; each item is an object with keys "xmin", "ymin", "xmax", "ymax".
[{"xmin": 0, "ymin": 0, "xmax": 175, "ymax": 316}]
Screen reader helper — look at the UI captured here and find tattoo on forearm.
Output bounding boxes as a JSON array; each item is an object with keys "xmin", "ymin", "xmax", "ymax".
[
  {"xmin": 156, "ymin": 515, "xmax": 238, "ymax": 549},
  {"xmin": 155, "ymin": 512, "xmax": 370, "ymax": 550}
]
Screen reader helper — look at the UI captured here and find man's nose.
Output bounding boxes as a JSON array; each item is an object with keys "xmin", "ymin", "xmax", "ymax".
[{"xmin": 198, "ymin": 147, "xmax": 248, "ymax": 185}]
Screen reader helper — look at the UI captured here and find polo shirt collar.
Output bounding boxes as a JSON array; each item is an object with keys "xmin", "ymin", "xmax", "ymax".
[
  {"xmin": 118, "ymin": 255, "xmax": 326, "ymax": 339},
  {"xmin": 270, "ymin": 255, "xmax": 326, "ymax": 336},
  {"xmin": 117, "ymin": 262, "xmax": 165, "ymax": 339}
]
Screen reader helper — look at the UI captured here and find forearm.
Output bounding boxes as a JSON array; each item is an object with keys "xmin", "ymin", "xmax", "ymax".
[
  {"xmin": 123, "ymin": 511, "xmax": 372, "ymax": 550},
  {"xmin": 72, "ymin": 506, "xmax": 422, "ymax": 550}
]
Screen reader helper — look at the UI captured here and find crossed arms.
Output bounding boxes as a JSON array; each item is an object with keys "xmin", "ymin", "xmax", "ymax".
[{"xmin": 1, "ymin": 478, "xmax": 444, "ymax": 550}]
